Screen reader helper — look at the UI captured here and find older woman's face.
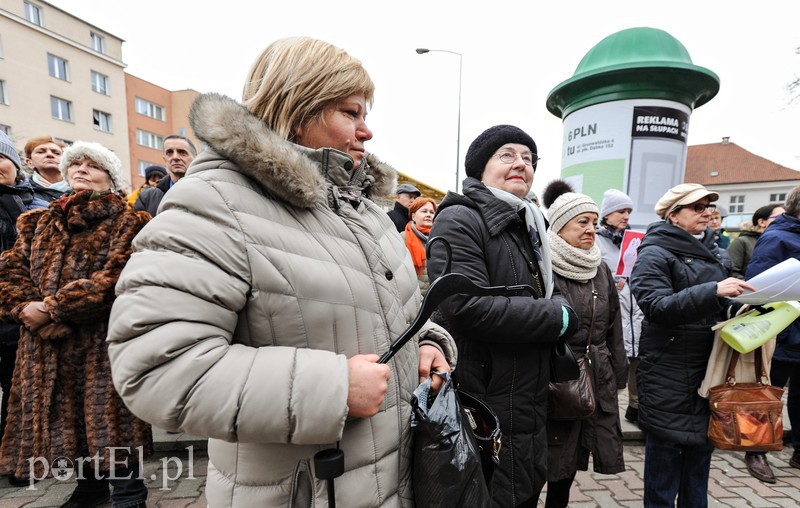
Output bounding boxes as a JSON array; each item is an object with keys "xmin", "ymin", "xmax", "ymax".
[
  {"xmin": 0, "ymin": 155, "xmax": 17, "ymax": 186},
  {"xmin": 67, "ymin": 158, "xmax": 113, "ymax": 192},
  {"xmin": 412, "ymin": 202, "xmax": 436, "ymax": 228},
  {"xmin": 560, "ymin": 212, "xmax": 598, "ymax": 250},
  {"xmin": 480, "ymin": 143, "xmax": 534, "ymax": 199},
  {"xmin": 669, "ymin": 199, "xmax": 714, "ymax": 235},
  {"xmin": 294, "ymin": 94, "xmax": 373, "ymax": 168},
  {"xmin": 27, "ymin": 142, "xmax": 63, "ymax": 172}
]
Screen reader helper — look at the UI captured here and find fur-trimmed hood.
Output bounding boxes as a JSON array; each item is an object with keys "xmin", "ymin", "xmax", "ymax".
[{"xmin": 189, "ymin": 93, "xmax": 397, "ymax": 209}]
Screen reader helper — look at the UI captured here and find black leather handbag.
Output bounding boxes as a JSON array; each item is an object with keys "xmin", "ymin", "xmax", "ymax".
[{"xmin": 550, "ymin": 338, "xmax": 580, "ymax": 382}]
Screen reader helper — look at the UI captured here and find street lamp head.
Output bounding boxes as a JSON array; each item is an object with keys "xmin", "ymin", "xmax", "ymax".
[{"xmin": 415, "ymin": 48, "xmax": 430, "ymax": 54}]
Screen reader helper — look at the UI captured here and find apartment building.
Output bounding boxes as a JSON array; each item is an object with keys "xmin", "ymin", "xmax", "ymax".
[
  {"xmin": 0, "ymin": 0, "xmax": 130, "ymax": 185},
  {"xmin": 125, "ymin": 74, "xmax": 200, "ymax": 190},
  {"xmin": 1, "ymin": 0, "xmax": 204, "ymax": 194}
]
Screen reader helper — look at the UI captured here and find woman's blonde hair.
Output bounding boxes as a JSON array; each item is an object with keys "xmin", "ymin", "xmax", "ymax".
[{"xmin": 242, "ymin": 37, "xmax": 375, "ymax": 140}]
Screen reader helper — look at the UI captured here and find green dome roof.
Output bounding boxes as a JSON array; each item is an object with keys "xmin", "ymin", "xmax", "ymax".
[{"xmin": 546, "ymin": 27, "xmax": 720, "ymax": 118}]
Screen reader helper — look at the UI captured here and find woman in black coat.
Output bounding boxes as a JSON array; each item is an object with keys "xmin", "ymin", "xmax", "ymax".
[
  {"xmin": 428, "ymin": 125, "xmax": 577, "ymax": 507},
  {"xmin": 630, "ymin": 183, "xmax": 753, "ymax": 508},
  {"xmin": 541, "ymin": 181, "xmax": 627, "ymax": 508}
]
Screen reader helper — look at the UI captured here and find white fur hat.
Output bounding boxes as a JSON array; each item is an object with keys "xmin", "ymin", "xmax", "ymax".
[{"xmin": 59, "ymin": 141, "xmax": 124, "ymax": 191}]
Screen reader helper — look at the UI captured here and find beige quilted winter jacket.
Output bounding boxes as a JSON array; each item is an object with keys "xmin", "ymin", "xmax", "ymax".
[{"xmin": 108, "ymin": 93, "xmax": 456, "ymax": 508}]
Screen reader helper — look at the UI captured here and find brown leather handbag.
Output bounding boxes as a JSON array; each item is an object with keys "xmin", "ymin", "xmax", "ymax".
[
  {"xmin": 547, "ymin": 282, "xmax": 597, "ymax": 421},
  {"xmin": 707, "ymin": 347, "xmax": 784, "ymax": 451}
]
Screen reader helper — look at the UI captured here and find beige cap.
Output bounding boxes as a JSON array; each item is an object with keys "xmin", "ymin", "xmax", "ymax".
[{"xmin": 654, "ymin": 183, "xmax": 719, "ymax": 219}]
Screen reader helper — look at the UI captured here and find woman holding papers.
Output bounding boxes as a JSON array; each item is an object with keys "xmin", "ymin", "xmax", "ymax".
[{"xmin": 630, "ymin": 183, "xmax": 753, "ymax": 508}]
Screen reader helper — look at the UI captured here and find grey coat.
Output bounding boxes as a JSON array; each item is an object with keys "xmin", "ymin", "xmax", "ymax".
[
  {"xmin": 108, "ymin": 93, "xmax": 456, "ymax": 508},
  {"xmin": 596, "ymin": 234, "xmax": 644, "ymax": 357}
]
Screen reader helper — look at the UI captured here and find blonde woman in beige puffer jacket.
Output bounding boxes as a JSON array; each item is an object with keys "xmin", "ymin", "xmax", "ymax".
[{"xmin": 107, "ymin": 37, "xmax": 455, "ymax": 508}]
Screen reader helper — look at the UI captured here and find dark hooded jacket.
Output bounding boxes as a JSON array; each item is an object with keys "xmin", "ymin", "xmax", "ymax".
[
  {"xmin": 630, "ymin": 221, "xmax": 738, "ymax": 445},
  {"xmin": 133, "ymin": 172, "xmax": 171, "ymax": 217},
  {"xmin": 388, "ymin": 200, "xmax": 411, "ymax": 232},
  {"xmin": 428, "ymin": 177, "xmax": 572, "ymax": 506},
  {"xmin": 746, "ymin": 213, "xmax": 800, "ymax": 363}
]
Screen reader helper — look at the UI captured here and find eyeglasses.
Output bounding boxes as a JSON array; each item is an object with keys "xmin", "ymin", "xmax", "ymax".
[
  {"xmin": 495, "ymin": 151, "xmax": 539, "ymax": 167},
  {"xmin": 678, "ymin": 203, "xmax": 716, "ymax": 214}
]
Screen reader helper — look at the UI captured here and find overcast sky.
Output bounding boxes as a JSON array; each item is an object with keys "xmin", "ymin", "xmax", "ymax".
[{"xmin": 51, "ymin": 0, "xmax": 800, "ymax": 196}]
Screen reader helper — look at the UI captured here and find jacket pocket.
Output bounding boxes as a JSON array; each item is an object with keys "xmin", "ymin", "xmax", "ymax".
[{"xmin": 290, "ymin": 460, "xmax": 313, "ymax": 508}]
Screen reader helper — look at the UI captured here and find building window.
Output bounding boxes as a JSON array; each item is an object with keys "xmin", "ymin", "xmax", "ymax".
[
  {"xmin": 0, "ymin": 124, "xmax": 10, "ymax": 135},
  {"xmin": 24, "ymin": 2, "xmax": 42, "ymax": 26},
  {"xmin": 91, "ymin": 71, "xmax": 109, "ymax": 95},
  {"xmin": 50, "ymin": 96, "xmax": 72, "ymax": 122},
  {"xmin": 729, "ymin": 195, "xmax": 745, "ymax": 214},
  {"xmin": 90, "ymin": 32, "xmax": 105, "ymax": 54},
  {"xmin": 0, "ymin": 35, "xmax": 4, "ymax": 58},
  {"xmin": 93, "ymin": 110, "xmax": 112, "ymax": 132},
  {"xmin": 136, "ymin": 129, "xmax": 163, "ymax": 150},
  {"xmin": 137, "ymin": 160, "xmax": 160, "ymax": 176},
  {"xmin": 47, "ymin": 54, "xmax": 69, "ymax": 81},
  {"xmin": 0, "ymin": 80, "xmax": 7, "ymax": 105},
  {"xmin": 134, "ymin": 97, "xmax": 165, "ymax": 121},
  {"xmin": 769, "ymin": 193, "xmax": 787, "ymax": 203}
]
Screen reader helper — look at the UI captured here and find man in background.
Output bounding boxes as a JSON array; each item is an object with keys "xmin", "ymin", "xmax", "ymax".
[
  {"xmin": 134, "ymin": 135, "xmax": 196, "ymax": 216},
  {"xmin": 387, "ymin": 183, "xmax": 421, "ymax": 232}
]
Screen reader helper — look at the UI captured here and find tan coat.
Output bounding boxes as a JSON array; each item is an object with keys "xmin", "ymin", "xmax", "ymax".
[{"xmin": 108, "ymin": 94, "xmax": 456, "ymax": 507}]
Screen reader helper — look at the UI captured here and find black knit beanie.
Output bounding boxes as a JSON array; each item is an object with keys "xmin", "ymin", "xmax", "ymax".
[{"xmin": 464, "ymin": 124, "xmax": 538, "ymax": 180}]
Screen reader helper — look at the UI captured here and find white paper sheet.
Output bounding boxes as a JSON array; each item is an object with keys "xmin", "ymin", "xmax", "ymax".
[{"xmin": 735, "ymin": 258, "xmax": 800, "ymax": 304}]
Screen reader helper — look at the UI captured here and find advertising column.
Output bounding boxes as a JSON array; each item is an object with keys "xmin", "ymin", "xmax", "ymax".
[{"xmin": 547, "ymin": 27, "xmax": 719, "ymax": 229}]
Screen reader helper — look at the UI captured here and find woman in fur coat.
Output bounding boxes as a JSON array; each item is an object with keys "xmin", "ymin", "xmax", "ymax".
[{"xmin": 0, "ymin": 141, "xmax": 152, "ymax": 508}]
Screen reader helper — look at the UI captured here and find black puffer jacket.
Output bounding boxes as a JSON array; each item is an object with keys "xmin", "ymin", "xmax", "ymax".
[
  {"xmin": 428, "ymin": 177, "xmax": 571, "ymax": 506},
  {"xmin": 630, "ymin": 221, "xmax": 737, "ymax": 445}
]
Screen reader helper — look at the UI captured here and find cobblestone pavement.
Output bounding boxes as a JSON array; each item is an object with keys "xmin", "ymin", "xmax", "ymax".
[
  {"xmin": 1, "ymin": 443, "xmax": 798, "ymax": 507},
  {"xmin": 0, "ymin": 385, "xmax": 797, "ymax": 507}
]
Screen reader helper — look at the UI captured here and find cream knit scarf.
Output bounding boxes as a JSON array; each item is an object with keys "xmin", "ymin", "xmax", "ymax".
[
  {"xmin": 547, "ymin": 229, "xmax": 602, "ymax": 282},
  {"xmin": 487, "ymin": 187, "xmax": 554, "ymax": 298}
]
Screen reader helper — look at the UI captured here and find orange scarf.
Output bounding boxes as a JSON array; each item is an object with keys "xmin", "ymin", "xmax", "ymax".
[{"xmin": 404, "ymin": 222, "xmax": 430, "ymax": 276}]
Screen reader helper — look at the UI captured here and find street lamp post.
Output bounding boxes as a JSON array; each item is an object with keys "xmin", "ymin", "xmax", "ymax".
[{"xmin": 416, "ymin": 48, "xmax": 463, "ymax": 193}]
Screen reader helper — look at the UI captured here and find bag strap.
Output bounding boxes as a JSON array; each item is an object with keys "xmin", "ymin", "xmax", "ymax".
[
  {"xmin": 725, "ymin": 346, "xmax": 768, "ymax": 385},
  {"xmin": 586, "ymin": 280, "xmax": 597, "ymax": 354}
]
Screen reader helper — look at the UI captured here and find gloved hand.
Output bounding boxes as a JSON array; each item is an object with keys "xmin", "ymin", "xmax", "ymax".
[{"xmin": 559, "ymin": 304, "xmax": 579, "ymax": 338}]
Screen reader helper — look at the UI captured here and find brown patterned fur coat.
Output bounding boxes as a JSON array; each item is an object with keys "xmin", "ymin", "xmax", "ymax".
[{"xmin": 0, "ymin": 190, "xmax": 153, "ymax": 478}]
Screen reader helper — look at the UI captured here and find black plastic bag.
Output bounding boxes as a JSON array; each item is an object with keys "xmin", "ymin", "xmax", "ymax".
[{"xmin": 411, "ymin": 372, "xmax": 491, "ymax": 508}]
